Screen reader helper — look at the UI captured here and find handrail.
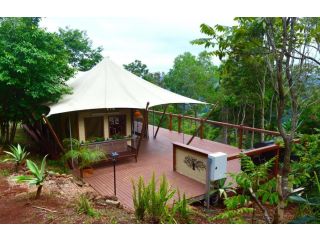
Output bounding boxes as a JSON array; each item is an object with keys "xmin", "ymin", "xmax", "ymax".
[{"xmin": 149, "ymin": 110, "xmax": 280, "ymax": 136}]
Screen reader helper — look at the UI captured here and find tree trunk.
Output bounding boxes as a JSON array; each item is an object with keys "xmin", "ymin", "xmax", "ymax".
[
  {"xmin": 251, "ymin": 104, "xmax": 255, "ymax": 148},
  {"xmin": 260, "ymin": 99, "xmax": 265, "ymax": 142},
  {"xmin": 223, "ymin": 107, "xmax": 228, "ymax": 144},
  {"xmin": 268, "ymin": 93, "xmax": 275, "ymax": 128},
  {"xmin": 9, "ymin": 121, "xmax": 17, "ymax": 144},
  {"xmin": 36, "ymin": 185, "xmax": 43, "ymax": 199},
  {"xmin": 249, "ymin": 187, "xmax": 272, "ymax": 224}
]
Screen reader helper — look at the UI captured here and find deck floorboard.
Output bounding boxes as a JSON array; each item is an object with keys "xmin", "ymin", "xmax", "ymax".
[{"xmin": 84, "ymin": 126, "xmax": 241, "ymax": 210}]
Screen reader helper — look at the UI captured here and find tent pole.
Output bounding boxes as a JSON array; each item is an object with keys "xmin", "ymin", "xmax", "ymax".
[
  {"xmin": 183, "ymin": 104, "xmax": 185, "ymax": 144},
  {"xmin": 41, "ymin": 114, "xmax": 65, "ymax": 153},
  {"xmin": 186, "ymin": 104, "xmax": 217, "ymax": 145},
  {"xmin": 136, "ymin": 102, "xmax": 150, "ymax": 157},
  {"xmin": 68, "ymin": 114, "xmax": 74, "ymax": 169},
  {"xmin": 154, "ymin": 104, "xmax": 168, "ymax": 139},
  {"xmin": 152, "ymin": 108, "xmax": 155, "ymax": 138}
]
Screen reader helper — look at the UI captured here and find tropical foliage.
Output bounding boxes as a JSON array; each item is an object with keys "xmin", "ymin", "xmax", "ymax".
[
  {"xmin": 76, "ymin": 194, "xmax": 100, "ymax": 217},
  {"xmin": 0, "ymin": 17, "xmax": 103, "ymax": 144},
  {"xmin": 2, "ymin": 144, "xmax": 29, "ymax": 172},
  {"xmin": 14, "ymin": 155, "xmax": 48, "ymax": 199},
  {"xmin": 63, "ymin": 138, "xmax": 105, "ymax": 178},
  {"xmin": 132, "ymin": 173, "xmax": 191, "ymax": 223}
]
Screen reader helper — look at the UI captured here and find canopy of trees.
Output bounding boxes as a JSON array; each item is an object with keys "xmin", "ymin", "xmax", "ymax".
[
  {"xmin": 0, "ymin": 17, "xmax": 103, "ymax": 144},
  {"xmin": 192, "ymin": 17, "xmax": 320, "ymax": 223},
  {"xmin": 123, "ymin": 59, "xmax": 164, "ymax": 85}
]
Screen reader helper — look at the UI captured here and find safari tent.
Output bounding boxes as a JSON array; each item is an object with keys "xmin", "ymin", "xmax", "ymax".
[{"xmin": 45, "ymin": 58, "xmax": 205, "ymax": 158}]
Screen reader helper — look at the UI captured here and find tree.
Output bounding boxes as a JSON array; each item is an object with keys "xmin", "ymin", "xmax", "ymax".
[
  {"xmin": 124, "ymin": 60, "xmax": 150, "ymax": 79},
  {"xmin": 263, "ymin": 17, "xmax": 320, "ymax": 222},
  {"xmin": 123, "ymin": 59, "xmax": 164, "ymax": 85},
  {"xmin": 163, "ymin": 52, "xmax": 219, "ymax": 104},
  {"xmin": 193, "ymin": 17, "xmax": 320, "ymax": 222},
  {"xmin": 58, "ymin": 27, "xmax": 103, "ymax": 71},
  {"xmin": 0, "ymin": 18, "xmax": 103, "ymax": 144},
  {"xmin": 0, "ymin": 17, "xmax": 74, "ymax": 144},
  {"xmin": 192, "ymin": 19, "xmax": 275, "ymax": 144}
]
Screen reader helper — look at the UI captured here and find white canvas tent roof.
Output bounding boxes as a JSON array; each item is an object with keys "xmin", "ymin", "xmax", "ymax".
[{"xmin": 48, "ymin": 57, "xmax": 206, "ymax": 116}]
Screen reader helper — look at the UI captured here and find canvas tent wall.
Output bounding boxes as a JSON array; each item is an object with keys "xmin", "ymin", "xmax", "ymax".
[
  {"xmin": 47, "ymin": 57, "xmax": 205, "ymax": 116},
  {"xmin": 46, "ymin": 57, "xmax": 206, "ymax": 143}
]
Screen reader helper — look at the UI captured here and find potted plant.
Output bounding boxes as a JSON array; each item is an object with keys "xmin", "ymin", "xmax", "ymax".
[{"xmin": 63, "ymin": 139, "xmax": 105, "ymax": 178}]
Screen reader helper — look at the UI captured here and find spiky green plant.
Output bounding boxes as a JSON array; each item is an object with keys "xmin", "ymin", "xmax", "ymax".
[
  {"xmin": 14, "ymin": 155, "xmax": 48, "ymax": 199},
  {"xmin": 3, "ymin": 144, "xmax": 29, "ymax": 172},
  {"xmin": 76, "ymin": 194, "xmax": 99, "ymax": 217},
  {"xmin": 147, "ymin": 173, "xmax": 176, "ymax": 223},
  {"xmin": 171, "ymin": 190, "xmax": 192, "ymax": 223},
  {"xmin": 132, "ymin": 176, "xmax": 149, "ymax": 221}
]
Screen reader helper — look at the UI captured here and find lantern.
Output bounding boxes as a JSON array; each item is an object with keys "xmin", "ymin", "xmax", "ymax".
[{"xmin": 134, "ymin": 110, "xmax": 142, "ymax": 119}]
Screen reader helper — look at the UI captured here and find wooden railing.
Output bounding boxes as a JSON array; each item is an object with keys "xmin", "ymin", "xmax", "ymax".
[{"xmin": 149, "ymin": 110, "xmax": 281, "ymax": 149}]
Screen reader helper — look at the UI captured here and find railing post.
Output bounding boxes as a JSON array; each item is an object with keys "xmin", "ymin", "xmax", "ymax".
[
  {"xmin": 200, "ymin": 119, "xmax": 204, "ymax": 139},
  {"xmin": 178, "ymin": 114, "xmax": 182, "ymax": 133},
  {"xmin": 238, "ymin": 125, "xmax": 243, "ymax": 150},
  {"xmin": 169, "ymin": 113, "xmax": 172, "ymax": 131}
]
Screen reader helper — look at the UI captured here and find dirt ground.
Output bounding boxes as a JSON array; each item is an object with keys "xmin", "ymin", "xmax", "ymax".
[
  {"xmin": 0, "ymin": 160, "xmax": 298, "ymax": 224},
  {"xmin": 0, "ymin": 162, "xmax": 135, "ymax": 224}
]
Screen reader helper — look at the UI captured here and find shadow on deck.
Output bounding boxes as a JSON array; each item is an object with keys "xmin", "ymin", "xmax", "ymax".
[{"xmin": 84, "ymin": 126, "xmax": 241, "ymax": 210}]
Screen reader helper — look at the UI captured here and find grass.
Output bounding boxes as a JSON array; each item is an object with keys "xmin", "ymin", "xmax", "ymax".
[
  {"xmin": 76, "ymin": 194, "xmax": 100, "ymax": 218},
  {"xmin": 0, "ymin": 169, "xmax": 10, "ymax": 177}
]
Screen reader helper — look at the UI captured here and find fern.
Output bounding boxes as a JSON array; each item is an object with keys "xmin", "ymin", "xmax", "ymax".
[
  {"xmin": 210, "ymin": 207, "xmax": 254, "ymax": 224},
  {"xmin": 132, "ymin": 176, "xmax": 149, "ymax": 221}
]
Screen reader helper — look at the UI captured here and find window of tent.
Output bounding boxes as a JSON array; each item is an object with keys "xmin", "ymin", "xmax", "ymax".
[
  {"xmin": 108, "ymin": 115, "xmax": 126, "ymax": 137},
  {"xmin": 84, "ymin": 116, "xmax": 104, "ymax": 141}
]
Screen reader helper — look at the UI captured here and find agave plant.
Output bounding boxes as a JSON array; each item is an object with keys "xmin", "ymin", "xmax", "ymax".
[
  {"xmin": 3, "ymin": 144, "xmax": 29, "ymax": 172},
  {"xmin": 14, "ymin": 155, "xmax": 48, "ymax": 199}
]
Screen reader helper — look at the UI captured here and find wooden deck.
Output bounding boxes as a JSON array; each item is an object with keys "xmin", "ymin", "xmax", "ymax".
[{"xmin": 84, "ymin": 126, "xmax": 241, "ymax": 210}]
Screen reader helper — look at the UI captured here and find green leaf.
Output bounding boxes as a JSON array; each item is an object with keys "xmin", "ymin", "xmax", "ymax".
[
  {"xmin": 288, "ymin": 195, "xmax": 308, "ymax": 204},
  {"xmin": 26, "ymin": 160, "xmax": 40, "ymax": 177}
]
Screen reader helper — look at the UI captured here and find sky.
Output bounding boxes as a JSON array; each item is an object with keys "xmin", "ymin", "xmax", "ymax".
[
  {"xmin": 4, "ymin": 0, "xmax": 313, "ymax": 73},
  {"xmin": 40, "ymin": 17, "xmax": 236, "ymax": 72}
]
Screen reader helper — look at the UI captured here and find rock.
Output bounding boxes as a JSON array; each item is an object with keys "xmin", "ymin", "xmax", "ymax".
[
  {"xmin": 104, "ymin": 195, "xmax": 118, "ymax": 201},
  {"xmin": 95, "ymin": 196, "xmax": 104, "ymax": 201},
  {"xmin": 86, "ymin": 191, "xmax": 99, "ymax": 200},
  {"xmin": 105, "ymin": 199, "xmax": 120, "ymax": 207},
  {"xmin": 73, "ymin": 179, "xmax": 84, "ymax": 187}
]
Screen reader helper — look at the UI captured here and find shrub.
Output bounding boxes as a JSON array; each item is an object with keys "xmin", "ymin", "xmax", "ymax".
[
  {"xmin": 131, "ymin": 173, "xmax": 176, "ymax": 223},
  {"xmin": 63, "ymin": 138, "xmax": 105, "ymax": 178},
  {"xmin": 170, "ymin": 190, "xmax": 192, "ymax": 223},
  {"xmin": 217, "ymin": 154, "xmax": 277, "ymax": 224},
  {"xmin": 3, "ymin": 144, "xmax": 29, "ymax": 172},
  {"xmin": 132, "ymin": 176, "xmax": 149, "ymax": 221},
  {"xmin": 147, "ymin": 174, "xmax": 176, "ymax": 223},
  {"xmin": 14, "ymin": 155, "xmax": 48, "ymax": 199},
  {"xmin": 0, "ymin": 169, "xmax": 10, "ymax": 177},
  {"xmin": 289, "ymin": 171, "xmax": 320, "ymax": 223},
  {"xmin": 210, "ymin": 207, "xmax": 254, "ymax": 224},
  {"xmin": 76, "ymin": 194, "xmax": 99, "ymax": 217}
]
